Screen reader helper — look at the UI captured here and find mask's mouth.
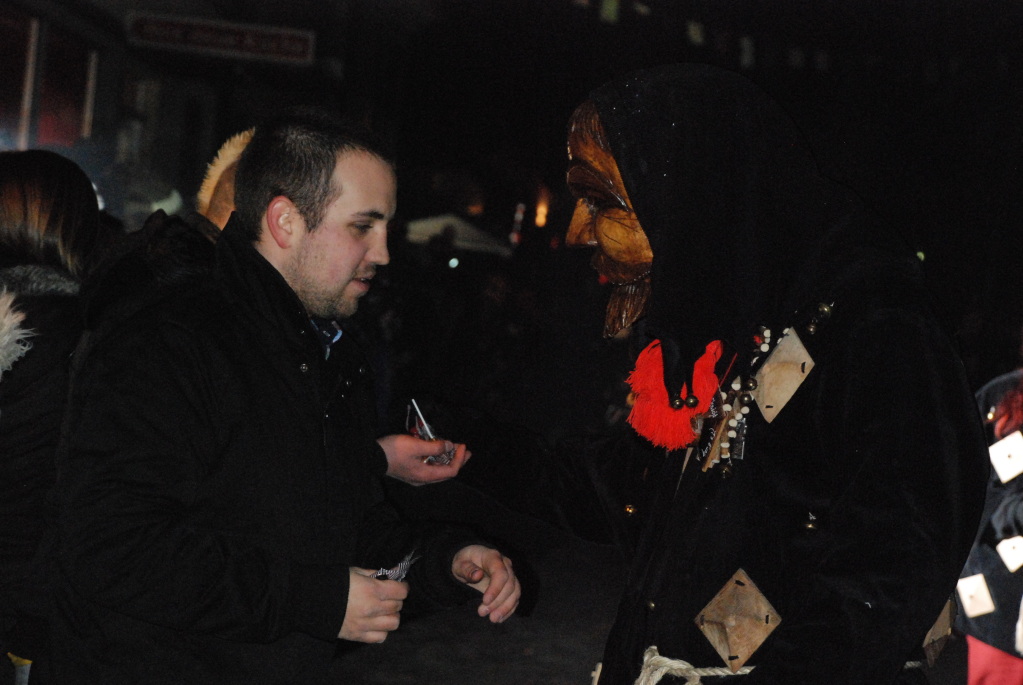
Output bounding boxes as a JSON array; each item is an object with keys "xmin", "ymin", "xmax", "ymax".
[{"xmin": 591, "ymin": 250, "xmax": 651, "ymax": 285}]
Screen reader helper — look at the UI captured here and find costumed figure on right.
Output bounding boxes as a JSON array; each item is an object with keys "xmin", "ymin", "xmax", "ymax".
[{"xmin": 563, "ymin": 63, "xmax": 989, "ymax": 685}]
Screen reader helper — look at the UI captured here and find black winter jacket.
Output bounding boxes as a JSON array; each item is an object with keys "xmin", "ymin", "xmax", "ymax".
[
  {"xmin": 0, "ymin": 261, "xmax": 81, "ymax": 667},
  {"xmin": 49, "ymin": 214, "xmax": 475, "ymax": 684}
]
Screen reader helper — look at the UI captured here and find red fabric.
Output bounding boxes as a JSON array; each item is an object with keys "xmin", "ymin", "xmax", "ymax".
[
  {"xmin": 626, "ymin": 339, "xmax": 723, "ymax": 450},
  {"xmin": 967, "ymin": 635, "xmax": 1023, "ymax": 685}
]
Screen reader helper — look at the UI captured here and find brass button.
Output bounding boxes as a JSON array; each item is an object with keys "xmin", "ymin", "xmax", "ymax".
[
  {"xmin": 804, "ymin": 512, "xmax": 818, "ymax": 531},
  {"xmin": 624, "ymin": 504, "xmax": 636, "ymax": 516},
  {"xmin": 299, "ymin": 363, "xmax": 309, "ymax": 373},
  {"xmin": 646, "ymin": 600, "xmax": 656, "ymax": 611}
]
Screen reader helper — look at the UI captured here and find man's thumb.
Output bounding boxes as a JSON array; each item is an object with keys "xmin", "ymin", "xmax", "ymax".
[{"xmin": 456, "ymin": 560, "xmax": 485, "ymax": 584}]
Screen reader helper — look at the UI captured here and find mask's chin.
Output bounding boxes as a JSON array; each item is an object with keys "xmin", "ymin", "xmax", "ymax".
[
  {"xmin": 593, "ymin": 251, "xmax": 652, "ymax": 338},
  {"xmin": 604, "ymin": 278, "xmax": 651, "ymax": 337}
]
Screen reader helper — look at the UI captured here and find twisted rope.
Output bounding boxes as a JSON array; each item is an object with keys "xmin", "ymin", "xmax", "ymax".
[
  {"xmin": 634, "ymin": 647, "xmax": 754, "ymax": 685},
  {"xmin": 629, "ymin": 647, "xmax": 925, "ymax": 685}
]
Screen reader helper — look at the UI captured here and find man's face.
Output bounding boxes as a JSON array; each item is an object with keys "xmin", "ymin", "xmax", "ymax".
[
  {"xmin": 566, "ymin": 111, "xmax": 653, "ymax": 335},
  {"xmin": 286, "ymin": 151, "xmax": 395, "ymax": 319}
]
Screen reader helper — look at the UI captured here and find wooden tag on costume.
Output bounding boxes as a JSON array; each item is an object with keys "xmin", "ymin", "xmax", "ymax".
[
  {"xmin": 990, "ymin": 431, "xmax": 1023, "ymax": 484},
  {"xmin": 750, "ymin": 331, "xmax": 814, "ymax": 423},
  {"xmin": 956, "ymin": 574, "xmax": 996, "ymax": 618},
  {"xmin": 997, "ymin": 536, "xmax": 1023, "ymax": 573},
  {"xmin": 695, "ymin": 569, "xmax": 780, "ymax": 672},
  {"xmin": 922, "ymin": 600, "xmax": 955, "ymax": 667}
]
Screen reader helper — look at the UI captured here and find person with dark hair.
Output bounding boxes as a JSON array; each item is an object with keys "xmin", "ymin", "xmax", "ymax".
[
  {"xmin": 0, "ymin": 150, "xmax": 108, "ymax": 684},
  {"xmin": 48, "ymin": 109, "xmax": 519, "ymax": 684},
  {"xmin": 957, "ymin": 367, "xmax": 1023, "ymax": 684},
  {"xmin": 562, "ymin": 64, "xmax": 988, "ymax": 684}
]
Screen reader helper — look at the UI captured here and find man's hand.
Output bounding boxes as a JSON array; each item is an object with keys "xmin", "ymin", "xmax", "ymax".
[
  {"xmin": 338, "ymin": 568, "xmax": 408, "ymax": 643},
  {"xmin": 452, "ymin": 545, "xmax": 521, "ymax": 623},
  {"xmin": 378, "ymin": 433, "xmax": 471, "ymax": 486}
]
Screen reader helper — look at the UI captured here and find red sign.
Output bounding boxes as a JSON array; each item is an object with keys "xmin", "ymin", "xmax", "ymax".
[{"xmin": 126, "ymin": 12, "xmax": 315, "ymax": 66}]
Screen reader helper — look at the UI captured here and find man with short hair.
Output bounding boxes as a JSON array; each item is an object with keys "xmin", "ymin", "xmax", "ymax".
[{"xmin": 49, "ymin": 110, "xmax": 519, "ymax": 684}]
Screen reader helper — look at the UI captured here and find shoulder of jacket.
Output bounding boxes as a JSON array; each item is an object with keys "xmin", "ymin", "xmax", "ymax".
[{"xmin": 0, "ymin": 263, "xmax": 79, "ymax": 298}]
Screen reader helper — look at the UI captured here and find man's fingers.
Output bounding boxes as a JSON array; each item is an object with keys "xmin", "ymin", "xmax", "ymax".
[
  {"xmin": 445, "ymin": 443, "xmax": 470, "ymax": 468},
  {"xmin": 349, "ymin": 611, "xmax": 402, "ymax": 643},
  {"xmin": 480, "ymin": 556, "xmax": 514, "ymax": 601},
  {"xmin": 340, "ymin": 569, "xmax": 408, "ymax": 642},
  {"xmin": 482, "ymin": 574, "xmax": 521, "ymax": 623}
]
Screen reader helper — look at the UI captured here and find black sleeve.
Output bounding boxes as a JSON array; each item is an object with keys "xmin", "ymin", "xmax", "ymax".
[
  {"xmin": 990, "ymin": 478, "xmax": 1023, "ymax": 540},
  {"xmin": 56, "ymin": 325, "xmax": 350, "ymax": 643},
  {"xmin": 747, "ymin": 304, "xmax": 989, "ymax": 684}
]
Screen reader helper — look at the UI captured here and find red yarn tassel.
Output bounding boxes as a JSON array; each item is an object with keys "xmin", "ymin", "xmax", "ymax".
[{"xmin": 626, "ymin": 339, "xmax": 723, "ymax": 450}]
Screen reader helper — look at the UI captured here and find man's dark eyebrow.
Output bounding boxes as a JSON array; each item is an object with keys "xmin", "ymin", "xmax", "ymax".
[{"xmin": 353, "ymin": 210, "xmax": 387, "ymax": 221}]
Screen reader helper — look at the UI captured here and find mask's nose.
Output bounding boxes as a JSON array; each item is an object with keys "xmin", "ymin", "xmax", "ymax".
[{"xmin": 566, "ymin": 201, "xmax": 598, "ymax": 247}]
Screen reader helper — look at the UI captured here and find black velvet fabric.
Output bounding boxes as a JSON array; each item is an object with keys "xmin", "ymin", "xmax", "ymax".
[{"xmin": 583, "ymin": 64, "xmax": 989, "ymax": 684}]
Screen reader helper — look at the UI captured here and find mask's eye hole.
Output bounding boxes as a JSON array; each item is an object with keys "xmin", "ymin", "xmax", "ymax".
[{"xmin": 567, "ymin": 166, "xmax": 630, "ymax": 214}]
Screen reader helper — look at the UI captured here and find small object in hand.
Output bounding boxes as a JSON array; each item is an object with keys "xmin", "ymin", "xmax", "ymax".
[
  {"xmin": 375, "ymin": 550, "xmax": 420, "ymax": 581},
  {"xmin": 406, "ymin": 399, "xmax": 456, "ymax": 465}
]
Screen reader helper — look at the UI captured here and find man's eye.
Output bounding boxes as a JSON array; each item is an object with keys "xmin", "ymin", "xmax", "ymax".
[{"xmin": 355, "ymin": 223, "xmax": 373, "ymax": 233}]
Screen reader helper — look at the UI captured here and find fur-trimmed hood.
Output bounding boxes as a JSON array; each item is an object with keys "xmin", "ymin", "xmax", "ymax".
[
  {"xmin": 0, "ymin": 265, "xmax": 79, "ymax": 380},
  {"xmin": 0, "ymin": 290, "xmax": 31, "ymax": 377}
]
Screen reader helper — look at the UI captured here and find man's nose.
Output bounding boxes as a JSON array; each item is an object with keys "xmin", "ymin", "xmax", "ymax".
[
  {"xmin": 566, "ymin": 201, "xmax": 598, "ymax": 247},
  {"xmin": 367, "ymin": 230, "xmax": 390, "ymax": 266}
]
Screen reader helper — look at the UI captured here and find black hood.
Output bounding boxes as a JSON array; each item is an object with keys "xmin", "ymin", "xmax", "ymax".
[
  {"xmin": 588, "ymin": 63, "xmax": 896, "ymax": 401},
  {"xmin": 82, "ymin": 210, "xmax": 220, "ymax": 330}
]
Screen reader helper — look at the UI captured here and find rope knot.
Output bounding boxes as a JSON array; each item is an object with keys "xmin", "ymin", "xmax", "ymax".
[{"xmin": 634, "ymin": 646, "xmax": 755, "ymax": 685}]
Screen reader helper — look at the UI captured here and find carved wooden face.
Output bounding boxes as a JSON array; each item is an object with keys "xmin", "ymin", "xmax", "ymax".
[{"xmin": 566, "ymin": 105, "xmax": 652, "ymax": 336}]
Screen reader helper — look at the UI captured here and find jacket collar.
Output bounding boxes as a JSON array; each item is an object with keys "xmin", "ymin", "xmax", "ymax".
[{"xmin": 216, "ymin": 216, "xmax": 319, "ymax": 351}]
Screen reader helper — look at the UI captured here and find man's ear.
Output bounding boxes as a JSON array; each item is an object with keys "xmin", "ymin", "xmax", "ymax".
[{"xmin": 264, "ymin": 196, "xmax": 302, "ymax": 249}]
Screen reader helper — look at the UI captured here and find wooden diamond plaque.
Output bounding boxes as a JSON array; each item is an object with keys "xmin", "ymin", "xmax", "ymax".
[{"xmin": 695, "ymin": 568, "xmax": 781, "ymax": 672}]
